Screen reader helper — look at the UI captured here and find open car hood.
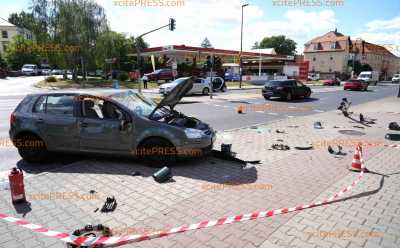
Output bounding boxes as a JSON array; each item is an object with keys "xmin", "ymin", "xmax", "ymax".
[{"xmin": 150, "ymin": 77, "xmax": 194, "ymax": 118}]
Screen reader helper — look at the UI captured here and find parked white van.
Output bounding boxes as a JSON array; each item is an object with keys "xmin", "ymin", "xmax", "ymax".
[
  {"xmin": 392, "ymin": 74, "xmax": 400, "ymax": 83},
  {"xmin": 357, "ymin": 71, "xmax": 379, "ymax": 85}
]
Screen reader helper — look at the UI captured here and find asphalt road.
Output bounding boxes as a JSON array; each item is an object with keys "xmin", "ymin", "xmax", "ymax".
[
  {"xmin": 0, "ymin": 82, "xmax": 398, "ymax": 176},
  {"xmin": 175, "ymin": 83, "xmax": 400, "ymax": 131}
]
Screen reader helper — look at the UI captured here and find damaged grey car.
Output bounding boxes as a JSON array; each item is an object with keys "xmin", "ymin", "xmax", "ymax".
[{"xmin": 9, "ymin": 77, "xmax": 216, "ymax": 167}]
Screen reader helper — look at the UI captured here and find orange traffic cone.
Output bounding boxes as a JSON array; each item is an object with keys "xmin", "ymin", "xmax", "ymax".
[
  {"xmin": 237, "ymin": 105, "xmax": 244, "ymax": 114},
  {"xmin": 349, "ymin": 144, "xmax": 368, "ymax": 172}
]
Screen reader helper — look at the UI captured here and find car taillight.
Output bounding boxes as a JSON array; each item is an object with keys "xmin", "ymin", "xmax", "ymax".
[{"xmin": 10, "ymin": 112, "xmax": 16, "ymax": 127}]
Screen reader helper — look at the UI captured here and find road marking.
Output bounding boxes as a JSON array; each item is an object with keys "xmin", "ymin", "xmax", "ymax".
[
  {"xmin": 314, "ymin": 110, "xmax": 325, "ymax": 113},
  {"xmin": 256, "ymin": 111, "xmax": 264, "ymax": 113},
  {"xmin": 287, "ymin": 116, "xmax": 294, "ymax": 118},
  {"xmin": 288, "ymin": 106, "xmax": 297, "ymax": 109},
  {"xmin": 267, "ymin": 112, "xmax": 279, "ymax": 116}
]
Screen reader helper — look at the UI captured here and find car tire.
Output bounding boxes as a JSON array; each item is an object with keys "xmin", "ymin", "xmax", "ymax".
[
  {"xmin": 202, "ymin": 87, "xmax": 210, "ymax": 95},
  {"xmin": 263, "ymin": 96, "xmax": 270, "ymax": 100},
  {"xmin": 285, "ymin": 92, "xmax": 292, "ymax": 101},
  {"xmin": 17, "ymin": 134, "xmax": 48, "ymax": 163},
  {"xmin": 138, "ymin": 138, "xmax": 177, "ymax": 167},
  {"xmin": 304, "ymin": 90, "xmax": 311, "ymax": 99}
]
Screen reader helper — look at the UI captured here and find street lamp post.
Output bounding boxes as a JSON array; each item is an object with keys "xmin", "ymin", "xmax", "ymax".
[{"xmin": 239, "ymin": 3, "xmax": 249, "ymax": 89}]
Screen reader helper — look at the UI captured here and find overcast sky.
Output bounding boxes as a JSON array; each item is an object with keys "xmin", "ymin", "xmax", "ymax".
[{"xmin": 1, "ymin": 0, "xmax": 399, "ymax": 54}]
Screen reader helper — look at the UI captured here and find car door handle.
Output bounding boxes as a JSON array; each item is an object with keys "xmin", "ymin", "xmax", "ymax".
[
  {"xmin": 36, "ymin": 118, "xmax": 44, "ymax": 123},
  {"xmin": 79, "ymin": 122, "xmax": 88, "ymax": 128}
]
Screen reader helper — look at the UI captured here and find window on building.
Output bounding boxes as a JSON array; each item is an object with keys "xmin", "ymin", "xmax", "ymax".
[
  {"xmin": 1, "ymin": 30, "xmax": 8, "ymax": 39},
  {"xmin": 330, "ymin": 57, "xmax": 333, "ymax": 60},
  {"xmin": 313, "ymin": 57, "xmax": 316, "ymax": 62},
  {"xmin": 330, "ymin": 42, "xmax": 336, "ymax": 49},
  {"xmin": 313, "ymin": 43, "xmax": 320, "ymax": 50}
]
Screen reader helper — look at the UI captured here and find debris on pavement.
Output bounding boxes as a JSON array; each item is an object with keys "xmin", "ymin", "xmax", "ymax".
[
  {"xmin": 385, "ymin": 133, "xmax": 400, "ymax": 141},
  {"xmin": 313, "ymin": 121, "xmax": 323, "ymax": 129},
  {"xmin": 389, "ymin": 122, "xmax": 400, "ymax": 131},
  {"xmin": 328, "ymin": 145, "xmax": 346, "ymax": 156},
  {"xmin": 294, "ymin": 145, "xmax": 314, "ymax": 150},
  {"xmin": 101, "ymin": 197, "xmax": 117, "ymax": 213},
  {"xmin": 271, "ymin": 144, "xmax": 290, "ymax": 151},
  {"xmin": 153, "ymin": 167, "xmax": 173, "ymax": 183},
  {"xmin": 68, "ymin": 224, "xmax": 112, "ymax": 248},
  {"xmin": 276, "ymin": 129, "xmax": 286, "ymax": 134},
  {"xmin": 338, "ymin": 98, "xmax": 352, "ymax": 117},
  {"xmin": 353, "ymin": 125, "xmax": 365, "ymax": 129}
]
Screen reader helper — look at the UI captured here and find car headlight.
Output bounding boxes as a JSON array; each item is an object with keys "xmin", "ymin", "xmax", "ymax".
[{"xmin": 184, "ymin": 128, "xmax": 204, "ymax": 139}]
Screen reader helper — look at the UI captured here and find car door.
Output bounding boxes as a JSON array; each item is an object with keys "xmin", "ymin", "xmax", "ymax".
[
  {"xmin": 77, "ymin": 96, "xmax": 134, "ymax": 153},
  {"xmin": 212, "ymin": 78, "xmax": 223, "ymax": 90},
  {"xmin": 31, "ymin": 94, "xmax": 80, "ymax": 151},
  {"xmin": 295, "ymin": 80, "xmax": 307, "ymax": 97},
  {"xmin": 190, "ymin": 79, "xmax": 203, "ymax": 94}
]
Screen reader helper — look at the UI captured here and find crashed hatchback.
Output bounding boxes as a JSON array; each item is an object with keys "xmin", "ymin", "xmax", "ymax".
[{"xmin": 9, "ymin": 77, "xmax": 216, "ymax": 166}]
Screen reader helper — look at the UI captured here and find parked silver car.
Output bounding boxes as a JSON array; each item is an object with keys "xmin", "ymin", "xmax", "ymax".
[
  {"xmin": 9, "ymin": 77, "xmax": 215, "ymax": 166},
  {"xmin": 159, "ymin": 77, "xmax": 226, "ymax": 96}
]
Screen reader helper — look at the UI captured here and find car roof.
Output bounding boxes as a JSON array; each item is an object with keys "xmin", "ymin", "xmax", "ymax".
[{"xmin": 28, "ymin": 89, "xmax": 138, "ymax": 98}]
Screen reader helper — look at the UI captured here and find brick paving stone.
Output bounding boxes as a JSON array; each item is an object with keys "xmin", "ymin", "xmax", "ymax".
[{"xmin": 1, "ymin": 97, "xmax": 400, "ymax": 248}]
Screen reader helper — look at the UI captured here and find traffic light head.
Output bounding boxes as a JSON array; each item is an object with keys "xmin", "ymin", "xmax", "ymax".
[{"xmin": 169, "ymin": 18, "xmax": 176, "ymax": 31}]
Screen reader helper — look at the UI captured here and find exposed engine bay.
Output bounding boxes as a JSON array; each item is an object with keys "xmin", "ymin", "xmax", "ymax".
[{"xmin": 160, "ymin": 109, "xmax": 210, "ymax": 131}]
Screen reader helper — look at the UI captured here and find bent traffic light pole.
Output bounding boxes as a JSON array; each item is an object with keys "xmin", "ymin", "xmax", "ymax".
[{"xmin": 135, "ymin": 18, "xmax": 176, "ymax": 93}]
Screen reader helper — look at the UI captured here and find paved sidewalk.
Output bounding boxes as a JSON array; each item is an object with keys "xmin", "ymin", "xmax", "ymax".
[{"xmin": 0, "ymin": 97, "xmax": 399, "ymax": 248}]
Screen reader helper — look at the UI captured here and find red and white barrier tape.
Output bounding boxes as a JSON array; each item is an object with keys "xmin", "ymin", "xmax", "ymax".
[{"xmin": 0, "ymin": 144, "xmax": 396, "ymax": 247}]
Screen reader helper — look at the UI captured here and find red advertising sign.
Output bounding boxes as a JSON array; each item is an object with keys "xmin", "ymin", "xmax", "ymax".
[{"xmin": 298, "ymin": 61, "xmax": 309, "ymax": 80}]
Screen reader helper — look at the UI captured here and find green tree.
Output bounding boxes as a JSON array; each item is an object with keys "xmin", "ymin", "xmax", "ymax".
[
  {"xmin": 257, "ymin": 35, "xmax": 297, "ymax": 55},
  {"xmin": 0, "ymin": 54, "xmax": 7, "ymax": 68},
  {"xmin": 5, "ymin": 35, "xmax": 41, "ymax": 70},
  {"xmin": 360, "ymin": 63, "xmax": 373, "ymax": 71},
  {"xmin": 252, "ymin": 42, "xmax": 259, "ymax": 49},
  {"xmin": 201, "ymin": 38, "xmax": 213, "ymax": 48}
]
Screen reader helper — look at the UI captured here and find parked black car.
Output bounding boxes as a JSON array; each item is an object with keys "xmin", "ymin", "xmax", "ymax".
[{"xmin": 262, "ymin": 80, "xmax": 312, "ymax": 101}]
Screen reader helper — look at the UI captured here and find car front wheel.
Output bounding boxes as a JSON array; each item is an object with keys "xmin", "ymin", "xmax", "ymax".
[
  {"xmin": 202, "ymin": 87, "xmax": 210, "ymax": 95},
  {"xmin": 304, "ymin": 90, "xmax": 311, "ymax": 98},
  {"xmin": 17, "ymin": 134, "xmax": 48, "ymax": 163},
  {"xmin": 138, "ymin": 138, "xmax": 177, "ymax": 167}
]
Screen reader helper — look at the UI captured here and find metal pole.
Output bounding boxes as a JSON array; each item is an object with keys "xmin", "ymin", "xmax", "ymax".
[
  {"xmin": 398, "ymin": 84, "xmax": 400, "ymax": 98},
  {"xmin": 210, "ymin": 55, "xmax": 214, "ymax": 99},
  {"xmin": 259, "ymin": 52, "xmax": 262, "ymax": 77},
  {"xmin": 135, "ymin": 42, "xmax": 142, "ymax": 94},
  {"xmin": 239, "ymin": 6, "xmax": 244, "ymax": 89}
]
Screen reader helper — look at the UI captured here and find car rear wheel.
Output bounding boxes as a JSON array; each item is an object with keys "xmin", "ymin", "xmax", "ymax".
[
  {"xmin": 17, "ymin": 134, "xmax": 48, "ymax": 163},
  {"xmin": 285, "ymin": 92, "xmax": 292, "ymax": 101},
  {"xmin": 263, "ymin": 95, "xmax": 270, "ymax": 100},
  {"xmin": 138, "ymin": 138, "xmax": 177, "ymax": 167},
  {"xmin": 202, "ymin": 87, "xmax": 210, "ymax": 95}
]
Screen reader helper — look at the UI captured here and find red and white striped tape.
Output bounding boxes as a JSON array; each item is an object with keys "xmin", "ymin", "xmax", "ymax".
[{"xmin": 0, "ymin": 143, "xmax": 396, "ymax": 247}]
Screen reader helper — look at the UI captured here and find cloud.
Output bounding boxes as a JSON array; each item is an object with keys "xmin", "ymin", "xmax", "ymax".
[
  {"xmin": 355, "ymin": 16, "xmax": 400, "ymax": 51},
  {"xmin": 366, "ymin": 16, "xmax": 400, "ymax": 31},
  {"xmin": 93, "ymin": 1, "xmax": 339, "ymax": 52}
]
